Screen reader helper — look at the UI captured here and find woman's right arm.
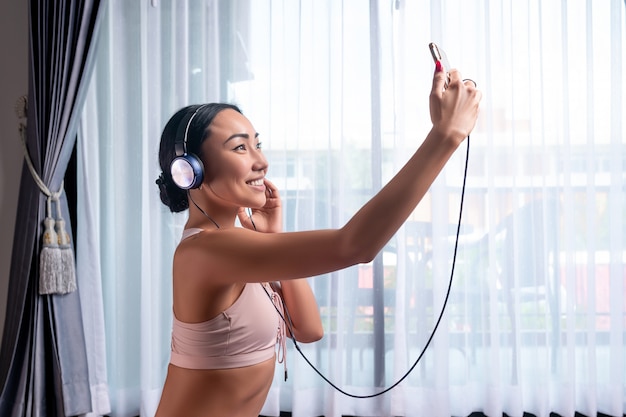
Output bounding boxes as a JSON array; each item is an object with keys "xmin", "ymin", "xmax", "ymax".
[
  {"xmin": 340, "ymin": 67, "xmax": 481, "ymax": 257},
  {"xmin": 184, "ymin": 66, "xmax": 481, "ymax": 284}
]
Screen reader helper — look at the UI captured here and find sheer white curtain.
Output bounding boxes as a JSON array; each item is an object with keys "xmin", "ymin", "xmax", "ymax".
[{"xmin": 78, "ymin": 0, "xmax": 625, "ymax": 416}]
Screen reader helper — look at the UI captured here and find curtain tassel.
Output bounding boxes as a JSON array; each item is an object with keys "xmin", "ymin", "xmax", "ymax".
[
  {"xmin": 39, "ymin": 196, "xmax": 62, "ymax": 294},
  {"xmin": 38, "ymin": 191, "xmax": 77, "ymax": 295},
  {"xmin": 54, "ymin": 199, "xmax": 77, "ymax": 294},
  {"xmin": 17, "ymin": 96, "xmax": 77, "ymax": 295}
]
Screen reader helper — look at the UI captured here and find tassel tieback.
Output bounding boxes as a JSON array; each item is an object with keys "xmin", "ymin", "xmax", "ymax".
[
  {"xmin": 38, "ymin": 192, "xmax": 77, "ymax": 295},
  {"xmin": 17, "ymin": 96, "xmax": 77, "ymax": 295}
]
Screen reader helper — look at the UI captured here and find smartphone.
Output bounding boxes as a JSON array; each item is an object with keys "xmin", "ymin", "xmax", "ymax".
[{"xmin": 429, "ymin": 42, "xmax": 450, "ymax": 87}]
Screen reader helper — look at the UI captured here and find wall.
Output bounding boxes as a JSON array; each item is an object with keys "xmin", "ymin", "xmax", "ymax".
[{"xmin": 0, "ymin": 1, "xmax": 28, "ymax": 339}]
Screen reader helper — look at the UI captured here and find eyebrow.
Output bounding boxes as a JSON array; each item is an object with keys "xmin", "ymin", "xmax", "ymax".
[{"xmin": 224, "ymin": 132, "xmax": 260, "ymax": 144}]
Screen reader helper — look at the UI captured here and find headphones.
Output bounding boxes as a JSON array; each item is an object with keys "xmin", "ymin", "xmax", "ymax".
[{"xmin": 170, "ymin": 105, "xmax": 207, "ymax": 189}]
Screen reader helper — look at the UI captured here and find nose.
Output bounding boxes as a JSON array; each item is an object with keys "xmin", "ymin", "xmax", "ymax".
[{"xmin": 253, "ymin": 148, "xmax": 268, "ymax": 172}]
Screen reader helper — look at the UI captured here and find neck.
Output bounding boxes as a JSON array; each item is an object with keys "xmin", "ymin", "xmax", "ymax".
[{"xmin": 189, "ymin": 194, "xmax": 220, "ymax": 229}]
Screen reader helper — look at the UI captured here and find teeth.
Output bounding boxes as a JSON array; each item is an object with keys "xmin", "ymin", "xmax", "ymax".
[{"xmin": 248, "ymin": 179, "xmax": 264, "ymax": 186}]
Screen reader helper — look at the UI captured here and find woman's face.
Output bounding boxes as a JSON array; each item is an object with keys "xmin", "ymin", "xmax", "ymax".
[{"xmin": 200, "ymin": 109, "xmax": 268, "ymax": 209}]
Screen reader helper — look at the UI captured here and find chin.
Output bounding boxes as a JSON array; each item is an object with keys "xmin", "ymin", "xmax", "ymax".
[
  {"xmin": 250, "ymin": 200, "xmax": 267, "ymax": 209},
  {"xmin": 241, "ymin": 196, "xmax": 266, "ymax": 209}
]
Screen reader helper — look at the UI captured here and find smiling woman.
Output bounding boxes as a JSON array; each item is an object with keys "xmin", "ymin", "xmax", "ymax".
[
  {"xmin": 154, "ymin": 103, "xmax": 321, "ymax": 417},
  {"xmin": 152, "ymin": 55, "xmax": 480, "ymax": 415},
  {"xmin": 77, "ymin": 1, "xmax": 625, "ymax": 416}
]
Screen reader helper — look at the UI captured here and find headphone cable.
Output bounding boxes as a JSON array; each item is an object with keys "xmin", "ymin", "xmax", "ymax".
[{"xmin": 264, "ymin": 134, "xmax": 471, "ymax": 398}]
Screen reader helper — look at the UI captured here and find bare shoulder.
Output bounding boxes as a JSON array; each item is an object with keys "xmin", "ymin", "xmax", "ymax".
[
  {"xmin": 173, "ymin": 228, "xmax": 252, "ymax": 278},
  {"xmin": 172, "ymin": 230, "xmax": 245, "ymax": 321}
]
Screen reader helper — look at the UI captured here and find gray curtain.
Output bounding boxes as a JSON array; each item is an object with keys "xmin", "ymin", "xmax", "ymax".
[{"xmin": 0, "ymin": 1, "xmax": 106, "ymax": 415}]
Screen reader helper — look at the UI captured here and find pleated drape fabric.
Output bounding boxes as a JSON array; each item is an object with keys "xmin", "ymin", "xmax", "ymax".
[{"xmin": 0, "ymin": 1, "xmax": 107, "ymax": 416}]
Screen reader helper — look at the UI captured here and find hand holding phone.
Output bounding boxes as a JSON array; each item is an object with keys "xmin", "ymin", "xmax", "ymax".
[{"xmin": 429, "ymin": 42, "xmax": 450, "ymax": 88}]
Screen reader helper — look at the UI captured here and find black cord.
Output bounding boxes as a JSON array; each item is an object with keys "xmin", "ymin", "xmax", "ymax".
[
  {"xmin": 188, "ymin": 191, "xmax": 220, "ymax": 229},
  {"xmin": 264, "ymin": 135, "xmax": 471, "ymax": 398},
  {"xmin": 246, "ymin": 207, "xmax": 257, "ymax": 231}
]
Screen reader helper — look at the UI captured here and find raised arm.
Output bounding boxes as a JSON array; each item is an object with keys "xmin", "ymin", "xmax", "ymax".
[
  {"xmin": 340, "ymin": 67, "xmax": 480, "ymax": 259},
  {"xmin": 178, "ymin": 65, "xmax": 481, "ymax": 284}
]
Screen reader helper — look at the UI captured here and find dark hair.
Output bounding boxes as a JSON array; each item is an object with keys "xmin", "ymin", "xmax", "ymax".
[{"xmin": 156, "ymin": 103, "xmax": 243, "ymax": 212}]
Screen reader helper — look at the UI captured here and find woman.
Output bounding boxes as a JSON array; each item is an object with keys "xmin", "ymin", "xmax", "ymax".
[{"xmin": 154, "ymin": 62, "xmax": 481, "ymax": 417}]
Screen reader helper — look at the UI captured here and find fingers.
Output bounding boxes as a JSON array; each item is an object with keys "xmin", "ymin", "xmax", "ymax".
[
  {"xmin": 446, "ymin": 69, "xmax": 465, "ymax": 88},
  {"xmin": 445, "ymin": 69, "xmax": 481, "ymax": 100},
  {"xmin": 430, "ymin": 60, "xmax": 447, "ymax": 97},
  {"xmin": 237, "ymin": 207, "xmax": 251, "ymax": 225},
  {"xmin": 263, "ymin": 178, "xmax": 280, "ymax": 199},
  {"xmin": 463, "ymin": 78, "xmax": 477, "ymax": 88},
  {"xmin": 431, "ymin": 65, "xmax": 473, "ymax": 96},
  {"xmin": 238, "ymin": 207, "xmax": 260, "ymax": 232},
  {"xmin": 429, "ymin": 65, "xmax": 482, "ymax": 140}
]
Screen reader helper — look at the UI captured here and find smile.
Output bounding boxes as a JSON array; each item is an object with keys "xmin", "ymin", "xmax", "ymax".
[{"xmin": 247, "ymin": 179, "xmax": 264, "ymax": 186}]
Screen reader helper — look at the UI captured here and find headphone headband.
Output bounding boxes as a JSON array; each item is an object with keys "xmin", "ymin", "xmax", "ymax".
[{"xmin": 174, "ymin": 105, "xmax": 205, "ymax": 156}]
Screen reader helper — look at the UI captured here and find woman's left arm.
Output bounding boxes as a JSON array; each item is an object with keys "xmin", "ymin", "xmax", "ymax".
[
  {"xmin": 275, "ymin": 279, "xmax": 323, "ymax": 343},
  {"xmin": 239, "ymin": 179, "xmax": 323, "ymax": 342}
]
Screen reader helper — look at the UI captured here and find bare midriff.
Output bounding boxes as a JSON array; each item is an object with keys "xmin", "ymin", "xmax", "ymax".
[{"xmin": 155, "ymin": 356, "xmax": 276, "ymax": 417}]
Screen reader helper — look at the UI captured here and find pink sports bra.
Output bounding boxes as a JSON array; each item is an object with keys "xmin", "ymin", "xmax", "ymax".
[{"xmin": 169, "ymin": 228, "xmax": 287, "ymax": 371}]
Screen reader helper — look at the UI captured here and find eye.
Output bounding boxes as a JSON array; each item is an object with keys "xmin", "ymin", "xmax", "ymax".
[
  {"xmin": 233, "ymin": 144, "xmax": 247, "ymax": 151},
  {"xmin": 256, "ymin": 142, "xmax": 263, "ymax": 150}
]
